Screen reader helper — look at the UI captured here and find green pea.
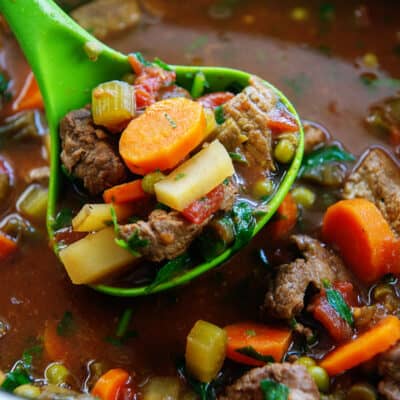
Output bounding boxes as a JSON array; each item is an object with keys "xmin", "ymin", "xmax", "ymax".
[
  {"xmin": 347, "ymin": 383, "xmax": 377, "ymax": 400},
  {"xmin": 295, "ymin": 356, "xmax": 316, "ymax": 368},
  {"xmin": 252, "ymin": 178, "xmax": 274, "ymax": 199},
  {"xmin": 274, "ymin": 139, "xmax": 295, "ymax": 164},
  {"xmin": 307, "ymin": 365, "xmax": 329, "ymax": 393},
  {"xmin": 13, "ymin": 384, "xmax": 41, "ymax": 399},
  {"xmin": 291, "ymin": 186, "xmax": 316, "ymax": 208},
  {"xmin": 45, "ymin": 362, "xmax": 70, "ymax": 384},
  {"xmin": 141, "ymin": 171, "xmax": 166, "ymax": 195}
]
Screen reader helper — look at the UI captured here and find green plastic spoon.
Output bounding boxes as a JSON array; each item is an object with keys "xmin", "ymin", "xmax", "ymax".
[{"xmin": 1, "ymin": 0, "xmax": 304, "ymax": 296}]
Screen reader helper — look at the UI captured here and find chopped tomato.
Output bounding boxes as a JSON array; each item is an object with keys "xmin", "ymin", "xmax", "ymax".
[
  {"xmin": 197, "ymin": 92, "xmax": 235, "ymax": 109},
  {"xmin": 268, "ymin": 105, "xmax": 298, "ymax": 133},
  {"xmin": 181, "ymin": 184, "xmax": 225, "ymax": 224},
  {"xmin": 12, "ymin": 71, "xmax": 43, "ymax": 112},
  {"xmin": 0, "ymin": 231, "xmax": 17, "ymax": 261}
]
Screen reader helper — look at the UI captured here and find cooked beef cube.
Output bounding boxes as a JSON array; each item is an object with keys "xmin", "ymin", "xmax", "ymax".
[
  {"xmin": 303, "ymin": 122, "xmax": 328, "ymax": 154},
  {"xmin": 379, "ymin": 342, "xmax": 400, "ymax": 382},
  {"xmin": 119, "ymin": 181, "xmax": 237, "ymax": 262},
  {"xmin": 218, "ymin": 363, "xmax": 319, "ymax": 400},
  {"xmin": 378, "ymin": 379, "xmax": 400, "ymax": 400},
  {"xmin": 60, "ymin": 108, "xmax": 128, "ymax": 196},
  {"xmin": 214, "ymin": 76, "xmax": 277, "ymax": 171},
  {"xmin": 343, "ymin": 148, "xmax": 400, "ymax": 236},
  {"xmin": 263, "ymin": 235, "xmax": 350, "ymax": 320}
]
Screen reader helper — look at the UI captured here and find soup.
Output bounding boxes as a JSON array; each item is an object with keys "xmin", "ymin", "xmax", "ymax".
[{"xmin": 1, "ymin": 1, "xmax": 400, "ymax": 399}]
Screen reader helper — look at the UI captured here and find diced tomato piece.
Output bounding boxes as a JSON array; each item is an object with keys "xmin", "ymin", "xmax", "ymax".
[
  {"xmin": 181, "ymin": 184, "xmax": 225, "ymax": 224},
  {"xmin": 268, "ymin": 105, "xmax": 298, "ymax": 133},
  {"xmin": 197, "ymin": 92, "xmax": 235, "ymax": 109},
  {"xmin": 0, "ymin": 231, "xmax": 17, "ymax": 261},
  {"xmin": 12, "ymin": 71, "xmax": 44, "ymax": 112}
]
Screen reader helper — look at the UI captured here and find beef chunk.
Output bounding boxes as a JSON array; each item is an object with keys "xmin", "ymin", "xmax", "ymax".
[
  {"xmin": 343, "ymin": 148, "xmax": 400, "ymax": 236},
  {"xmin": 60, "ymin": 108, "xmax": 128, "ymax": 195},
  {"xmin": 303, "ymin": 122, "xmax": 328, "ymax": 154},
  {"xmin": 119, "ymin": 182, "xmax": 237, "ymax": 262},
  {"xmin": 218, "ymin": 363, "xmax": 319, "ymax": 400},
  {"xmin": 379, "ymin": 342, "xmax": 400, "ymax": 383},
  {"xmin": 214, "ymin": 76, "xmax": 277, "ymax": 171},
  {"xmin": 379, "ymin": 379, "xmax": 400, "ymax": 400},
  {"xmin": 263, "ymin": 235, "xmax": 350, "ymax": 319}
]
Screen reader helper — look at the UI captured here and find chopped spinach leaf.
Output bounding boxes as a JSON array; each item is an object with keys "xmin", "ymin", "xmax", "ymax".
[
  {"xmin": 57, "ymin": 311, "xmax": 75, "ymax": 337},
  {"xmin": 299, "ymin": 145, "xmax": 355, "ymax": 177},
  {"xmin": 236, "ymin": 346, "xmax": 274, "ymax": 363},
  {"xmin": 132, "ymin": 52, "xmax": 152, "ymax": 67},
  {"xmin": 116, "ymin": 308, "xmax": 133, "ymax": 338},
  {"xmin": 229, "ymin": 152, "xmax": 248, "ymax": 164},
  {"xmin": 231, "ymin": 202, "xmax": 256, "ymax": 251},
  {"xmin": 52, "ymin": 208, "xmax": 73, "ymax": 231},
  {"xmin": 22, "ymin": 345, "xmax": 43, "ymax": 370},
  {"xmin": 214, "ymin": 105, "xmax": 225, "ymax": 124},
  {"xmin": 260, "ymin": 379, "xmax": 289, "ymax": 400},
  {"xmin": 115, "ymin": 229, "xmax": 148, "ymax": 257},
  {"xmin": 323, "ymin": 281, "xmax": 354, "ymax": 327},
  {"xmin": 153, "ymin": 57, "xmax": 173, "ymax": 71},
  {"xmin": 1, "ymin": 365, "xmax": 31, "ymax": 392},
  {"xmin": 146, "ymin": 253, "xmax": 193, "ymax": 293}
]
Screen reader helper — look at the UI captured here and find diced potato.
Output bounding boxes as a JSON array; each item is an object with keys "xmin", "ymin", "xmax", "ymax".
[
  {"xmin": 143, "ymin": 376, "xmax": 181, "ymax": 400},
  {"xmin": 154, "ymin": 140, "xmax": 234, "ymax": 211},
  {"xmin": 17, "ymin": 184, "xmax": 48, "ymax": 220},
  {"xmin": 185, "ymin": 320, "xmax": 227, "ymax": 383},
  {"xmin": 92, "ymin": 80, "xmax": 135, "ymax": 130},
  {"xmin": 72, "ymin": 203, "xmax": 133, "ymax": 232},
  {"xmin": 204, "ymin": 108, "xmax": 217, "ymax": 139},
  {"xmin": 59, "ymin": 227, "xmax": 138, "ymax": 284}
]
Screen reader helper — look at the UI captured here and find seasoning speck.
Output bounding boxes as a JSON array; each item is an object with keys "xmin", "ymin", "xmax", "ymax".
[{"xmin": 164, "ymin": 112, "xmax": 177, "ymax": 128}]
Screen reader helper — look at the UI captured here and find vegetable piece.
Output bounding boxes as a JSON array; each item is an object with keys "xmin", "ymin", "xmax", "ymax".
[
  {"xmin": 143, "ymin": 376, "xmax": 181, "ymax": 400},
  {"xmin": 267, "ymin": 104, "xmax": 298, "ymax": 133},
  {"xmin": 92, "ymin": 80, "xmax": 135, "ymax": 131},
  {"xmin": 17, "ymin": 184, "xmax": 48, "ymax": 220},
  {"xmin": 12, "ymin": 72, "xmax": 43, "ymax": 112},
  {"xmin": 181, "ymin": 184, "xmax": 225, "ymax": 224},
  {"xmin": 119, "ymin": 97, "xmax": 207, "ymax": 175},
  {"xmin": 322, "ymin": 199, "xmax": 398, "ymax": 283},
  {"xmin": 267, "ymin": 193, "xmax": 298, "ymax": 240},
  {"xmin": 295, "ymin": 357, "xmax": 316, "ymax": 368},
  {"xmin": 1, "ymin": 368, "xmax": 31, "ymax": 393},
  {"xmin": 141, "ymin": 171, "xmax": 166, "ymax": 195},
  {"xmin": 347, "ymin": 384, "xmax": 377, "ymax": 400},
  {"xmin": 59, "ymin": 227, "xmax": 139, "ymax": 284},
  {"xmin": 320, "ymin": 316, "xmax": 400, "ymax": 376},
  {"xmin": 274, "ymin": 139, "xmax": 296, "ymax": 164},
  {"xmin": 259, "ymin": 379, "xmax": 289, "ymax": 400},
  {"xmin": 13, "ymin": 383, "xmax": 41, "ymax": 399},
  {"xmin": 224, "ymin": 322, "xmax": 292, "ymax": 366},
  {"xmin": 185, "ymin": 320, "xmax": 227, "ymax": 383},
  {"xmin": 103, "ymin": 180, "xmax": 146, "ymax": 204},
  {"xmin": 231, "ymin": 202, "xmax": 256, "ymax": 251},
  {"xmin": 43, "ymin": 321, "xmax": 69, "ymax": 362},
  {"xmin": 91, "ymin": 368, "xmax": 129, "ymax": 400},
  {"xmin": 204, "ymin": 108, "xmax": 217, "ymax": 138},
  {"xmin": 154, "ymin": 140, "xmax": 234, "ymax": 211},
  {"xmin": 45, "ymin": 363, "xmax": 69, "ymax": 384},
  {"xmin": 307, "ymin": 366, "xmax": 329, "ymax": 393},
  {"xmin": 291, "ymin": 186, "xmax": 315, "ymax": 208},
  {"xmin": 252, "ymin": 178, "xmax": 274, "ymax": 200},
  {"xmin": 72, "ymin": 203, "xmax": 134, "ymax": 232},
  {"xmin": 191, "ymin": 71, "xmax": 208, "ymax": 98},
  {"xmin": 0, "ymin": 231, "xmax": 17, "ymax": 261},
  {"xmin": 197, "ymin": 92, "xmax": 234, "ymax": 109}
]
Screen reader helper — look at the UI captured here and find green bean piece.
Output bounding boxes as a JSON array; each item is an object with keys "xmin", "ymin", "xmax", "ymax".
[
  {"xmin": 291, "ymin": 186, "xmax": 316, "ymax": 208},
  {"xmin": 347, "ymin": 383, "xmax": 377, "ymax": 400},
  {"xmin": 295, "ymin": 356, "xmax": 316, "ymax": 368},
  {"xmin": 373, "ymin": 284, "xmax": 394, "ymax": 302},
  {"xmin": 307, "ymin": 366, "xmax": 330, "ymax": 393},
  {"xmin": 252, "ymin": 178, "xmax": 274, "ymax": 199},
  {"xmin": 45, "ymin": 362, "xmax": 70, "ymax": 385},
  {"xmin": 141, "ymin": 171, "xmax": 166, "ymax": 195},
  {"xmin": 13, "ymin": 384, "xmax": 41, "ymax": 399},
  {"xmin": 274, "ymin": 139, "xmax": 296, "ymax": 164}
]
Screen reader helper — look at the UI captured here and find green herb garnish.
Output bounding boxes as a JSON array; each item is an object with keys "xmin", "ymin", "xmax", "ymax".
[
  {"xmin": 1, "ymin": 365, "xmax": 31, "ymax": 392},
  {"xmin": 214, "ymin": 105, "xmax": 225, "ymax": 124},
  {"xmin": 115, "ymin": 229, "xmax": 149, "ymax": 256},
  {"xmin": 57, "ymin": 311, "xmax": 75, "ymax": 337},
  {"xmin": 164, "ymin": 112, "xmax": 177, "ymax": 128},
  {"xmin": 22, "ymin": 345, "xmax": 43, "ymax": 370},
  {"xmin": 323, "ymin": 280, "xmax": 354, "ymax": 327},
  {"xmin": 260, "ymin": 379, "xmax": 289, "ymax": 400},
  {"xmin": 153, "ymin": 57, "xmax": 173, "ymax": 71},
  {"xmin": 229, "ymin": 152, "xmax": 248, "ymax": 164},
  {"xmin": 236, "ymin": 346, "xmax": 274, "ymax": 363},
  {"xmin": 132, "ymin": 52, "xmax": 152, "ymax": 67},
  {"xmin": 52, "ymin": 208, "xmax": 73, "ymax": 231},
  {"xmin": 174, "ymin": 173, "xmax": 186, "ymax": 181},
  {"xmin": 231, "ymin": 202, "xmax": 256, "ymax": 251}
]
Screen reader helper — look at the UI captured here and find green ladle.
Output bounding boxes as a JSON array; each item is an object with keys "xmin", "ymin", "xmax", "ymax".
[{"xmin": 1, "ymin": 0, "xmax": 304, "ymax": 296}]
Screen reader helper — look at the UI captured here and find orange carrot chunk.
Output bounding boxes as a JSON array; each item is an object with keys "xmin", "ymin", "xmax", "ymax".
[
  {"xmin": 224, "ymin": 322, "xmax": 292, "ymax": 367},
  {"xmin": 320, "ymin": 315, "xmax": 400, "ymax": 376},
  {"xmin": 12, "ymin": 71, "xmax": 43, "ymax": 112},
  {"xmin": 267, "ymin": 193, "xmax": 298, "ymax": 240},
  {"xmin": 0, "ymin": 232, "xmax": 17, "ymax": 261},
  {"xmin": 119, "ymin": 97, "xmax": 206, "ymax": 175},
  {"xmin": 103, "ymin": 179, "xmax": 146, "ymax": 204},
  {"xmin": 322, "ymin": 198, "xmax": 398, "ymax": 283},
  {"xmin": 92, "ymin": 368, "xmax": 130, "ymax": 400}
]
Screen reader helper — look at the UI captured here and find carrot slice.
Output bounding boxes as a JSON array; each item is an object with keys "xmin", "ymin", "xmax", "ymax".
[
  {"xmin": 12, "ymin": 71, "xmax": 43, "ymax": 112},
  {"xmin": 103, "ymin": 179, "xmax": 146, "ymax": 204},
  {"xmin": 322, "ymin": 199, "xmax": 397, "ymax": 283},
  {"xmin": 267, "ymin": 193, "xmax": 298, "ymax": 240},
  {"xmin": 320, "ymin": 316, "xmax": 400, "ymax": 376},
  {"xmin": 43, "ymin": 320, "xmax": 70, "ymax": 362},
  {"xmin": 92, "ymin": 368, "xmax": 130, "ymax": 400},
  {"xmin": 119, "ymin": 97, "xmax": 207, "ymax": 175},
  {"xmin": 0, "ymin": 232, "xmax": 17, "ymax": 261},
  {"xmin": 224, "ymin": 322, "xmax": 292, "ymax": 366}
]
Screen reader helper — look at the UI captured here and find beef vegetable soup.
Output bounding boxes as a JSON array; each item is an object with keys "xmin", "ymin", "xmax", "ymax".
[{"xmin": 1, "ymin": 1, "xmax": 400, "ymax": 399}]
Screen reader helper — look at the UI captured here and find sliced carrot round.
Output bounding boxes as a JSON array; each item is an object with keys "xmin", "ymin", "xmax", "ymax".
[
  {"xmin": 322, "ymin": 198, "xmax": 397, "ymax": 283},
  {"xmin": 119, "ymin": 97, "xmax": 206, "ymax": 175},
  {"xmin": 92, "ymin": 368, "xmax": 129, "ymax": 400}
]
